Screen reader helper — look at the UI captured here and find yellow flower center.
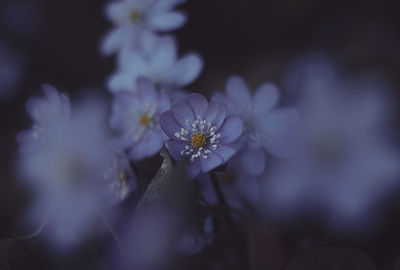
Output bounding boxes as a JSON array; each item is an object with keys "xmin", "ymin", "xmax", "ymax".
[
  {"xmin": 130, "ymin": 10, "xmax": 142, "ymax": 23},
  {"xmin": 140, "ymin": 114, "xmax": 150, "ymax": 126},
  {"xmin": 191, "ymin": 133, "xmax": 206, "ymax": 148}
]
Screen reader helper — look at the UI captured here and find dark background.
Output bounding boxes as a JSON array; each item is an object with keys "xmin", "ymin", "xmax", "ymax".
[{"xmin": 1, "ymin": 0, "xmax": 400, "ymax": 269}]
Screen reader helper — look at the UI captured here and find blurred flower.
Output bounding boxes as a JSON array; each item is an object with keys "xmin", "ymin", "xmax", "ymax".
[
  {"xmin": 214, "ymin": 76, "xmax": 299, "ymax": 175},
  {"xmin": 103, "ymin": 146, "xmax": 137, "ymax": 203},
  {"xmin": 263, "ymin": 58, "xmax": 400, "ymax": 229},
  {"xmin": 199, "ymin": 156, "xmax": 263, "ymax": 211},
  {"xmin": 0, "ymin": 40, "xmax": 25, "ymax": 100},
  {"xmin": 17, "ymin": 84, "xmax": 70, "ymax": 153},
  {"xmin": 108, "ymin": 36, "xmax": 203, "ymax": 94},
  {"xmin": 101, "ymin": 0, "xmax": 187, "ymax": 56},
  {"xmin": 18, "ymin": 89, "xmax": 135, "ymax": 247},
  {"xmin": 160, "ymin": 93, "xmax": 243, "ymax": 178},
  {"xmin": 110, "ymin": 77, "xmax": 170, "ymax": 161}
]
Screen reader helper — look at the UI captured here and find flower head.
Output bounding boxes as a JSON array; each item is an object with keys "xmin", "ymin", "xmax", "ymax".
[
  {"xmin": 110, "ymin": 77, "xmax": 170, "ymax": 161},
  {"xmin": 101, "ymin": 0, "xmax": 187, "ymax": 56},
  {"xmin": 214, "ymin": 76, "xmax": 299, "ymax": 175},
  {"xmin": 160, "ymin": 93, "xmax": 243, "ymax": 178},
  {"xmin": 108, "ymin": 36, "xmax": 203, "ymax": 94},
  {"xmin": 263, "ymin": 58, "xmax": 400, "ymax": 230},
  {"xmin": 17, "ymin": 84, "xmax": 70, "ymax": 153}
]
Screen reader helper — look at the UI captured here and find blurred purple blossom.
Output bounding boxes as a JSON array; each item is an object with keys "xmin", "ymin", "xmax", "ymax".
[
  {"xmin": 263, "ymin": 58, "xmax": 400, "ymax": 230},
  {"xmin": 18, "ymin": 89, "xmax": 136, "ymax": 247},
  {"xmin": 110, "ymin": 77, "xmax": 171, "ymax": 161},
  {"xmin": 160, "ymin": 93, "xmax": 243, "ymax": 178},
  {"xmin": 101, "ymin": 0, "xmax": 187, "ymax": 56},
  {"xmin": 107, "ymin": 36, "xmax": 203, "ymax": 94},
  {"xmin": 214, "ymin": 76, "xmax": 299, "ymax": 175}
]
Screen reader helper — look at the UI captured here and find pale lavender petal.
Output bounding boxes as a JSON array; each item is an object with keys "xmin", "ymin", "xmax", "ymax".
[
  {"xmin": 225, "ymin": 76, "xmax": 251, "ymax": 115},
  {"xmin": 148, "ymin": 11, "xmax": 187, "ymax": 31},
  {"xmin": 252, "ymin": 83, "xmax": 279, "ymax": 117},
  {"xmin": 261, "ymin": 108, "xmax": 300, "ymax": 136},
  {"xmin": 137, "ymin": 77, "xmax": 157, "ymax": 104},
  {"xmin": 218, "ymin": 116, "xmax": 243, "ymax": 144},
  {"xmin": 129, "ymin": 132, "xmax": 164, "ymax": 161},
  {"xmin": 167, "ymin": 53, "xmax": 203, "ymax": 87}
]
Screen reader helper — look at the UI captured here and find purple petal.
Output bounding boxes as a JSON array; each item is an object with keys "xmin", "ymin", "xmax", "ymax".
[
  {"xmin": 157, "ymin": 90, "xmax": 171, "ymax": 114},
  {"xmin": 261, "ymin": 108, "xmax": 300, "ymax": 136},
  {"xmin": 160, "ymin": 111, "xmax": 182, "ymax": 139},
  {"xmin": 203, "ymin": 101, "xmax": 227, "ymax": 130},
  {"xmin": 252, "ymin": 83, "xmax": 279, "ymax": 117},
  {"xmin": 166, "ymin": 140, "xmax": 187, "ymax": 161},
  {"xmin": 128, "ymin": 132, "xmax": 164, "ymax": 161},
  {"xmin": 200, "ymin": 153, "xmax": 223, "ymax": 172},
  {"xmin": 240, "ymin": 147, "xmax": 266, "ymax": 175},
  {"xmin": 172, "ymin": 100, "xmax": 195, "ymax": 127},
  {"xmin": 150, "ymin": 37, "xmax": 177, "ymax": 75},
  {"xmin": 187, "ymin": 93, "xmax": 208, "ymax": 119},
  {"xmin": 168, "ymin": 53, "xmax": 203, "ymax": 87},
  {"xmin": 186, "ymin": 159, "xmax": 201, "ymax": 179},
  {"xmin": 137, "ymin": 77, "xmax": 157, "ymax": 104},
  {"xmin": 218, "ymin": 116, "xmax": 243, "ymax": 144},
  {"xmin": 148, "ymin": 11, "xmax": 187, "ymax": 32},
  {"xmin": 214, "ymin": 144, "xmax": 236, "ymax": 163},
  {"xmin": 225, "ymin": 76, "xmax": 251, "ymax": 115}
]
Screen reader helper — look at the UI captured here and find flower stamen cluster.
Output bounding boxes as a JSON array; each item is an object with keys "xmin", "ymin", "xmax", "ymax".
[{"xmin": 174, "ymin": 118, "xmax": 220, "ymax": 161}]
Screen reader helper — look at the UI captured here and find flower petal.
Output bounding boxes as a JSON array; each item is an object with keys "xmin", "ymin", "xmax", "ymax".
[
  {"xmin": 165, "ymin": 140, "xmax": 187, "ymax": 161},
  {"xmin": 261, "ymin": 108, "xmax": 300, "ymax": 136},
  {"xmin": 167, "ymin": 53, "xmax": 203, "ymax": 87},
  {"xmin": 172, "ymin": 100, "xmax": 195, "ymax": 127},
  {"xmin": 203, "ymin": 101, "xmax": 227, "ymax": 130},
  {"xmin": 214, "ymin": 145, "xmax": 236, "ymax": 163},
  {"xmin": 187, "ymin": 93, "xmax": 208, "ymax": 119},
  {"xmin": 200, "ymin": 153, "xmax": 223, "ymax": 172},
  {"xmin": 225, "ymin": 76, "xmax": 251, "ymax": 115},
  {"xmin": 100, "ymin": 28, "xmax": 129, "ymax": 56},
  {"xmin": 137, "ymin": 77, "xmax": 157, "ymax": 104},
  {"xmin": 157, "ymin": 90, "xmax": 171, "ymax": 113},
  {"xmin": 252, "ymin": 83, "xmax": 279, "ymax": 117},
  {"xmin": 240, "ymin": 147, "xmax": 266, "ymax": 175},
  {"xmin": 107, "ymin": 71, "xmax": 136, "ymax": 93},
  {"xmin": 129, "ymin": 132, "xmax": 163, "ymax": 161},
  {"xmin": 150, "ymin": 37, "xmax": 177, "ymax": 76},
  {"xmin": 148, "ymin": 11, "xmax": 187, "ymax": 31},
  {"xmin": 160, "ymin": 111, "xmax": 182, "ymax": 139},
  {"xmin": 218, "ymin": 116, "xmax": 243, "ymax": 144}
]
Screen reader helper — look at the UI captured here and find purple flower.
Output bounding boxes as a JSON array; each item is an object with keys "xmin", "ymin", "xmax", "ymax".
[
  {"xmin": 17, "ymin": 84, "xmax": 70, "ymax": 153},
  {"xmin": 214, "ymin": 76, "xmax": 299, "ymax": 175},
  {"xmin": 18, "ymin": 91, "xmax": 135, "ymax": 247},
  {"xmin": 263, "ymin": 58, "xmax": 400, "ymax": 230},
  {"xmin": 101, "ymin": 0, "xmax": 187, "ymax": 56},
  {"xmin": 110, "ymin": 77, "xmax": 170, "ymax": 161},
  {"xmin": 108, "ymin": 36, "xmax": 203, "ymax": 94},
  {"xmin": 160, "ymin": 93, "xmax": 243, "ymax": 178}
]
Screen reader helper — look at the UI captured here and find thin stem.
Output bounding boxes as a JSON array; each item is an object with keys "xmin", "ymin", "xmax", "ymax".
[{"xmin": 209, "ymin": 172, "xmax": 228, "ymax": 207}]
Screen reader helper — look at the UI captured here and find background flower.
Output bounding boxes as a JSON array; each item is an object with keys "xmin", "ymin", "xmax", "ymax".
[
  {"xmin": 101, "ymin": 0, "xmax": 187, "ymax": 56},
  {"xmin": 214, "ymin": 76, "xmax": 299, "ymax": 175},
  {"xmin": 110, "ymin": 77, "xmax": 170, "ymax": 161},
  {"xmin": 107, "ymin": 36, "xmax": 203, "ymax": 95}
]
